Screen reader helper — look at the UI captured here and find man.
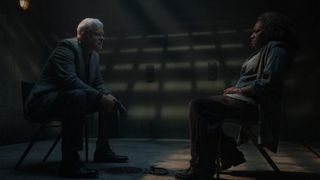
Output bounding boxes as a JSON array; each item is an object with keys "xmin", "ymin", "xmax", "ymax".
[
  {"xmin": 175, "ymin": 12, "xmax": 298, "ymax": 180},
  {"xmin": 26, "ymin": 18, "xmax": 128, "ymax": 178}
]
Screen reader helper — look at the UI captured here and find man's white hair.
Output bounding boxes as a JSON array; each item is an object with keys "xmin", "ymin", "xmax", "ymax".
[{"xmin": 77, "ymin": 18, "xmax": 103, "ymax": 37}]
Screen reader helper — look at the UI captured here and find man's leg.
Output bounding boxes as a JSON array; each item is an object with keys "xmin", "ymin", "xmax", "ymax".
[
  {"xmin": 93, "ymin": 112, "xmax": 128, "ymax": 163},
  {"xmin": 61, "ymin": 116, "xmax": 84, "ymax": 162},
  {"xmin": 54, "ymin": 89, "xmax": 101, "ymax": 178}
]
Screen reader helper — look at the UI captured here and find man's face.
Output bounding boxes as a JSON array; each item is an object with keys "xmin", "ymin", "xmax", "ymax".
[
  {"xmin": 84, "ymin": 27, "xmax": 105, "ymax": 52},
  {"xmin": 250, "ymin": 21, "xmax": 265, "ymax": 49}
]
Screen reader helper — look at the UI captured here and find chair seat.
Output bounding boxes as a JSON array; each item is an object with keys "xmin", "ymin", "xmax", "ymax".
[
  {"xmin": 215, "ymin": 114, "xmax": 280, "ymax": 179},
  {"xmin": 15, "ymin": 81, "xmax": 90, "ymax": 170}
]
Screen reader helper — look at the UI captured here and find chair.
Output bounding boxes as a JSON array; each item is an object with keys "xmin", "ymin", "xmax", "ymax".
[
  {"xmin": 14, "ymin": 81, "xmax": 90, "ymax": 170},
  {"xmin": 215, "ymin": 105, "xmax": 280, "ymax": 179}
]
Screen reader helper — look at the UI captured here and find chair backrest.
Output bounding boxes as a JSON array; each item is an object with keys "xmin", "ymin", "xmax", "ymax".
[{"xmin": 21, "ymin": 81, "xmax": 35, "ymax": 120}]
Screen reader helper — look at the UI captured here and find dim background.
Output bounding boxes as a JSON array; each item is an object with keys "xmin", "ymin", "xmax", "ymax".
[{"xmin": 0, "ymin": 0, "xmax": 319, "ymax": 146}]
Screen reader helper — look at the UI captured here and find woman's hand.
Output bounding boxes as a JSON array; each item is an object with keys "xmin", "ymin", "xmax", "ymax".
[{"xmin": 223, "ymin": 87, "xmax": 241, "ymax": 95}]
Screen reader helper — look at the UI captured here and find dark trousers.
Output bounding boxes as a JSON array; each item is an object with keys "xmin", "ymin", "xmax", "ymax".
[
  {"xmin": 52, "ymin": 89, "xmax": 108, "ymax": 153},
  {"xmin": 188, "ymin": 95, "xmax": 258, "ymax": 170}
]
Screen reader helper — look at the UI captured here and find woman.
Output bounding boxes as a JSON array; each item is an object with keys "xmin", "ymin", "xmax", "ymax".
[{"xmin": 175, "ymin": 12, "xmax": 298, "ymax": 180}]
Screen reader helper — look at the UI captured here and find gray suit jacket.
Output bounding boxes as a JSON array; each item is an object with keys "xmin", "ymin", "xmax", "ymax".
[{"xmin": 26, "ymin": 38, "xmax": 110, "ymax": 121}]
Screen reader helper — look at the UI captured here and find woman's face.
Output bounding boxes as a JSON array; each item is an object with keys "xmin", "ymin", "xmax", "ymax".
[{"xmin": 250, "ymin": 21, "xmax": 265, "ymax": 49}]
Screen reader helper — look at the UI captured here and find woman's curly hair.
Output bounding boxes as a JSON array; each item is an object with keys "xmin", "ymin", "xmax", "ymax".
[{"xmin": 258, "ymin": 12, "xmax": 299, "ymax": 53}]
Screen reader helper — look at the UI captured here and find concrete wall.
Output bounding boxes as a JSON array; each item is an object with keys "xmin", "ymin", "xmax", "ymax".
[
  {"xmin": 0, "ymin": 0, "xmax": 59, "ymax": 145},
  {"xmin": 0, "ymin": 0, "xmax": 319, "ymax": 145}
]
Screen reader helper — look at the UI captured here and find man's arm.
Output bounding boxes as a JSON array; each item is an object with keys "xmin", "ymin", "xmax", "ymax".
[
  {"xmin": 91, "ymin": 53, "xmax": 120, "ymax": 112},
  {"xmin": 50, "ymin": 41, "xmax": 99, "ymax": 93},
  {"xmin": 92, "ymin": 55, "xmax": 111, "ymax": 95}
]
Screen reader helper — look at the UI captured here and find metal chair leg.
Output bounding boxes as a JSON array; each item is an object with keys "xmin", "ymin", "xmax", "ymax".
[
  {"xmin": 244, "ymin": 125, "xmax": 280, "ymax": 172},
  {"xmin": 15, "ymin": 124, "xmax": 46, "ymax": 170},
  {"xmin": 216, "ymin": 131, "xmax": 222, "ymax": 179},
  {"xmin": 85, "ymin": 119, "xmax": 89, "ymax": 162},
  {"xmin": 42, "ymin": 131, "xmax": 62, "ymax": 163}
]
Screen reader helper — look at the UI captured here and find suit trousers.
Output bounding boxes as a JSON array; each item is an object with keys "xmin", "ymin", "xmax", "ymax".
[
  {"xmin": 52, "ymin": 89, "xmax": 106, "ymax": 153},
  {"xmin": 188, "ymin": 95, "xmax": 258, "ymax": 170}
]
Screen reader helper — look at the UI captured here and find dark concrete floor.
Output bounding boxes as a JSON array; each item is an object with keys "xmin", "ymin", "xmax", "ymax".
[{"xmin": 0, "ymin": 139, "xmax": 320, "ymax": 180}]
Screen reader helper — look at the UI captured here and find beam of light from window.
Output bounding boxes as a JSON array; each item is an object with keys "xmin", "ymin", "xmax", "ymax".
[
  {"xmin": 244, "ymin": 28, "xmax": 252, "ymax": 33},
  {"xmin": 120, "ymin": 48, "xmax": 139, "ymax": 53},
  {"xmin": 18, "ymin": 21, "xmax": 37, "ymax": 45},
  {"xmin": 165, "ymin": 62, "xmax": 191, "ymax": 69},
  {"xmin": 108, "ymin": 82, "xmax": 128, "ymax": 91},
  {"xmin": 167, "ymin": 46, "xmax": 190, "ymax": 51},
  {"xmin": 160, "ymin": 105, "xmax": 188, "ymax": 120},
  {"xmin": 128, "ymin": 106, "xmax": 156, "ymax": 120},
  {"xmin": 142, "ymin": 47, "xmax": 164, "ymax": 53},
  {"xmin": 287, "ymin": 104, "xmax": 313, "ymax": 118},
  {"xmin": 133, "ymin": 82, "xmax": 159, "ymax": 92},
  {"xmin": 193, "ymin": 44, "xmax": 216, "ymax": 50},
  {"xmin": 140, "ymin": 148, "xmax": 192, "ymax": 180},
  {"xmin": 294, "ymin": 56, "xmax": 306, "ymax": 63},
  {"xmin": 196, "ymin": 80, "xmax": 226, "ymax": 91},
  {"xmin": 136, "ymin": 0, "xmax": 183, "ymax": 36},
  {"xmin": 138, "ymin": 63, "xmax": 162, "ymax": 70},
  {"xmin": 225, "ymin": 59, "xmax": 245, "ymax": 67},
  {"xmin": 112, "ymin": 63, "xmax": 134, "ymax": 70},
  {"xmin": 124, "ymin": 35, "xmax": 142, "ymax": 39},
  {"xmin": 13, "ymin": 55, "xmax": 40, "ymax": 80},
  {"xmin": 284, "ymin": 79, "xmax": 296, "ymax": 88},
  {"xmin": 220, "ymin": 43, "xmax": 243, "ymax": 49},
  {"xmin": 99, "ymin": 65, "xmax": 107, "ymax": 71},
  {"xmin": 3, "ymin": 55, "xmax": 21, "ymax": 80},
  {"xmin": 105, "ymin": 37, "xmax": 119, "ymax": 40},
  {"xmin": 100, "ymin": 49, "xmax": 113, "ymax": 54},
  {"xmin": 230, "ymin": 80, "xmax": 238, "ymax": 85},
  {"xmin": 159, "ymin": 148, "xmax": 191, "ymax": 162},
  {"xmin": 163, "ymin": 81, "xmax": 192, "ymax": 91},
  {"xmin": 168, "ymin": 33, "xmax": 189, "ymax": 37},
  {"xmin": 192, "ymin": 31, "xmax": 212, "ymax": 36},
  {"xmin": 195, "ymin": 60, "xmax": 220, "ymax": 68},
  {"xmin": 216, "ymin": 30, "xmax": 237, "ymax": 34},
  {"xmin": 146, "ymin": 34, "xmax": 166, "ymax": 38}
]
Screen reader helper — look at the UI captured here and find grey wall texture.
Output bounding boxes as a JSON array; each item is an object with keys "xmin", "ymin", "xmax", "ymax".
[{"xmin": 0, "ymin": 0, "xmax": 319, "ymax": 146}]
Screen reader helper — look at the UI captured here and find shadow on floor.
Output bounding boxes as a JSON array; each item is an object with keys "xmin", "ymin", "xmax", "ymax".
[
  {"xmin": 223, "ymin": 170, "xmax": 320, "ymax": 180},
  {"xmin": 16, "ymin": 162, "xmax": 164, "ymax": 178},
  {"xmin": 12, "ymin": 163, "xmax": 320, "ymax": 180},
  {"xmin": 16, "ymin": 161, "xmax": 61, "ymax": 177}
]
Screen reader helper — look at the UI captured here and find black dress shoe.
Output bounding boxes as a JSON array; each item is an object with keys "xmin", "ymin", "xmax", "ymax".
[
  {"xmin": 60, "ymin": 161, "xmax": 99, "ymax": 178},
  {"xmin": 94, "ymin": 150, "xmax": 128, "ymax": 163},
  {"xmin": 175, "ymin": 167, "xmax": 215, "ymax": 180},
  {"xmin": 219, "ymin": 149, "xmax": 246, "ymax": 171}
]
